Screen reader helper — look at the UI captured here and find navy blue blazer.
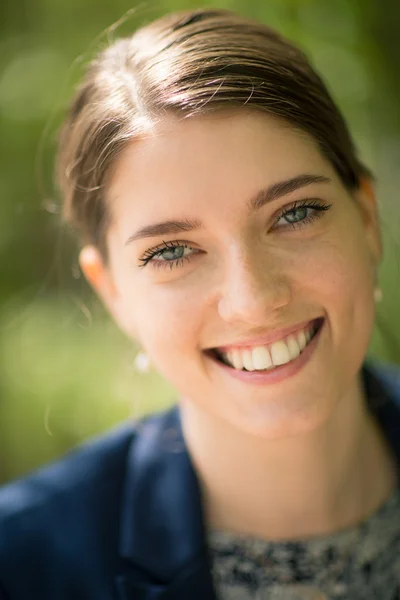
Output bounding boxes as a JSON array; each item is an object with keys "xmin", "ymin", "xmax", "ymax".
[{"xmin": 0, "ymin": 359, "xmax": 399, "ymax": 599}]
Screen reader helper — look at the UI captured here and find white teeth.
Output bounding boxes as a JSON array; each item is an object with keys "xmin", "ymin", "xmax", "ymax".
[
  {"xmin": 270, "ymin": 340, "xmax": 291, "ymax": 366},
  {"xmin": 230, "ymin": 349, "xmax": 244, "ymax": 370},
  {"xmin": 252, "ymin": 346, "xmax": 273, "ymax": 370},
  {"xmin": 218, "ymin": 321, "xmax": 319, "ymax": 371},
  {"xmin": 286, "ymin": 334, "xmax": 301, "ymax": 360},
  {"xmin": 242, "ymin": 349, "xmax": 255, "ymax": 371},
  {"xmin": 296, "ymin": 329, "xmax": 307, "ymax": 351}
]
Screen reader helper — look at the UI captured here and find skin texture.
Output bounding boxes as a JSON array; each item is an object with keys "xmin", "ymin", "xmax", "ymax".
[{"xmin": 81, "ymin": 110, "xmax": 397, "ymax": 538}]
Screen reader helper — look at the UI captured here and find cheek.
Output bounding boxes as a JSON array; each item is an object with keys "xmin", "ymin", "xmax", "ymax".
[
  {"xmin": 297, "ymin": 202, "xmax": 374, "ymax": 300},
  {"xmin": 300, "ymin": 226, "xmax": 375, "ymax": 353},
  {"xmin": 123, "ymin": 282, "xmax": 205, "ymax": 360}
]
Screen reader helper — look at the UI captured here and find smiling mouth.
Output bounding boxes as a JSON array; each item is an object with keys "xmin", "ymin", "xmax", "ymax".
[{"xmin": 206, "ymin": 318, "xmax": 324, "ymax": 372}]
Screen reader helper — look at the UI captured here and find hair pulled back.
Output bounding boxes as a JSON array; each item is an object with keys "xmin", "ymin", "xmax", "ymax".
[{"xmin": 56, "ymin": 8, "xmax": 371, "ymax": 258}]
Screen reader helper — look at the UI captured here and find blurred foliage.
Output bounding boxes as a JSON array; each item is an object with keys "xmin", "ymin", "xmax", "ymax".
[{"xmin": 1, "ymin": 0, "xmax": 400, "ymax": 483}]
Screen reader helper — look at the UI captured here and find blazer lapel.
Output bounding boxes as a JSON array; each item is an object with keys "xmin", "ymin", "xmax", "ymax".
[
  {"xmin": 115, "ymin": 559, "xmax": 216, "ymax": 600},
  {"xmin": 363, "ymin": 359, "xmax": 400, "ymax": 477},
  {"xmin": 115, "ymin": 405, "xmax": 218, "ymax": 600}
]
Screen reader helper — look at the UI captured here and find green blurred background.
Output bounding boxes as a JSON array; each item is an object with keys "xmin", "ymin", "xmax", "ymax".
[{"xmin": 1, "ymin": 0, "xmax": 400, "ymax": 483}]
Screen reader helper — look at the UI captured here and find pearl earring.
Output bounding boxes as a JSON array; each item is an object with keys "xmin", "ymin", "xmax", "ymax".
[
  {"xmin": 134, "ymin": 351, "xmax": 151, "ymax": 373},
  {"xmin": 373, "ymin": 286, "xmax": 383, "ymax": 303}
]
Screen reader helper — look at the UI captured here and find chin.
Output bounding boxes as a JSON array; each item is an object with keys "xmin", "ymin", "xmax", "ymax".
[{"xmin": 227, "ymin": 397, "xmax": 332, "ymax": 440}]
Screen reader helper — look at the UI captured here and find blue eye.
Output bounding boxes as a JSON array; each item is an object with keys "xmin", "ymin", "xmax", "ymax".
[
  {"xmin": 155, "ymin": 245, "xmax": 186, "ymax": 261},
  {"xmin": 138, "ymin": 241, "xmax": 195, "ymax": 270},
  {"xmin": 281, "ymin": 206, "xmax": 308, "ymax": 224},
  {"xmin": 276, "ymin": 199, "xmax": 332, "ymax": 230}
]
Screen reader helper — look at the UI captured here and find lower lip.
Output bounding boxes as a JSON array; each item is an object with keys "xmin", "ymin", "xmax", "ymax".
[{"xmin": 207, "ymin": 318, "xmax": 325, "ymax": 385}]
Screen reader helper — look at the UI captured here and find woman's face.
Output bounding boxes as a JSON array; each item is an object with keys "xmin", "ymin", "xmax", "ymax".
[{"xmin": 93, "ymin": 110, "xmax": 382, "ymax": 438}]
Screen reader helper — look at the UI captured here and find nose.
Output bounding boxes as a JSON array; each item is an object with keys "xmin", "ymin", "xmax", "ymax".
[{"xmin": 217, "ymin": 248, "xmax": 291, "ymax": 324}]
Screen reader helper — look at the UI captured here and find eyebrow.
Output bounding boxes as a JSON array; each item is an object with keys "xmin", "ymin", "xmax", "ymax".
[
  {"xmin": 248, "ymin": 174, "xmax": 331, "ymax": 211},
  {"xmin": 125, "ymin": 173, "xmax": 332, "ymax": 244}
]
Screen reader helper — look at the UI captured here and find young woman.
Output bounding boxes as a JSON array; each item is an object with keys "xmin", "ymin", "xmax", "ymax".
[{"xmin": 0, "ymin": 8, "xmax": 399, "ymax": 600}]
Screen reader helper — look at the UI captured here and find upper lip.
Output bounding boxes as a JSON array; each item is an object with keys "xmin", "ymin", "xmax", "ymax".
[{"xmin": 208, "ymin": 317, "xmax": 323, "ymax": 352}]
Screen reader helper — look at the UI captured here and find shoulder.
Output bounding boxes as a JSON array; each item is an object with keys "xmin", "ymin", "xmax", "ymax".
[
  {"xmin": 0, "ymin": 420, "xmax": 135, "ymax": 524},
  {"xmin": 364, "ymin": 357, "xmax": 400, "ymax": 405},
  {"xmin": 0, "ymin": 411, "xmax": 169, "ymax": 598}
]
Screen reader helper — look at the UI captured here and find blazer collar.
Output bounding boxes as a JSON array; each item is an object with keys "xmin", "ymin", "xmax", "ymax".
[
  {"xmin": 116, "ymin": 359, "xmax": 400, "ymax": 599},
  {"xmin": 116, "ymin": 404, "xmax": 217, "ymax": 599},
  {"xmin": 362, "ymin": 359, "xmax": 400, "ymax": 476}
]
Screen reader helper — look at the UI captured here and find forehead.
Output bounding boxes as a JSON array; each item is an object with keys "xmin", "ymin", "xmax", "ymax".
[{"xmin": 107, "ymin": 110, "xmax": 337, "ymax": 222}]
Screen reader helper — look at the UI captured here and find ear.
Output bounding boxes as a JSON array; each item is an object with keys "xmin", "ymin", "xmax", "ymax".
[
  {"xmin": 79, "ymin": 245, "xmax": 119, "ymax": 319},
  {"xmin": 353, "ymin": 177, "xmax": 383, "ymax": 267},
  {"xmin": 79, "ymin": 245, "xmax": 140, "ymax": 341}
]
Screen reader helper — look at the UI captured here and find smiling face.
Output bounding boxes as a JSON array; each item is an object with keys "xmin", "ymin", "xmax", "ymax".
[{"xmin": 83, "ymin": 110, "xmax": 382, "ymax": 438}]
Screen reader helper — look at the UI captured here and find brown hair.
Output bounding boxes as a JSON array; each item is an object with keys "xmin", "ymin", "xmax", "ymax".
[{"xmin": 56, "ymin": 8, "xmax": 371, "ymax": 259}]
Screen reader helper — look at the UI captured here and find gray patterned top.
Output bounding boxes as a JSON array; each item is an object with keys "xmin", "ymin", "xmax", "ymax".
[{"xmin": 207, "ymin": 487, "xmax": 400, "ymax": 600}]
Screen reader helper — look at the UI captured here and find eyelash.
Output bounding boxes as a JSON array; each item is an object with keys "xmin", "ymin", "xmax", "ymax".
[{"xmin": 138, "ymin": 198, "xmax": 333, "ymax": 270}]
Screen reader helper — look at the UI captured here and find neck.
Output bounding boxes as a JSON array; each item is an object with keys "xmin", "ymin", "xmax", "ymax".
[{"xmin": 180, "ymin": 374, "xmax": 397, "ymax": 540}]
